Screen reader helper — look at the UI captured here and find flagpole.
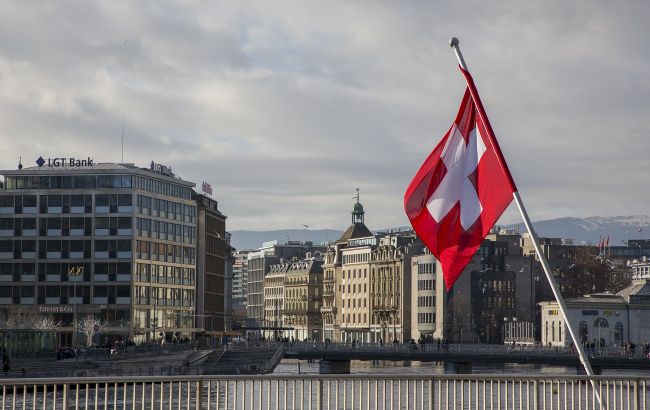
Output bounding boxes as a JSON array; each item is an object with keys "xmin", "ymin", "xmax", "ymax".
[{"xmin": 449, "ymin": 37, "xmax": 602, "ymax": 391}]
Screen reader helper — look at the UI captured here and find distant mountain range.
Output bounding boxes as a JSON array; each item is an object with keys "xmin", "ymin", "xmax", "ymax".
[
  {"xmin": 229, "ymin": 215, "xmax": 650, "ymax": 251},
  {"xmin": 504, "ymin": 215, "xmax": 650, "ymax": 246}
]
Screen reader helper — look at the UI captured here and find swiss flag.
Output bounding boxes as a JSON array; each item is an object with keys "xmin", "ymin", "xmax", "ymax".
[{"xmin": 404, "ymin": 67, "xmax": 517, "ymax": 290}]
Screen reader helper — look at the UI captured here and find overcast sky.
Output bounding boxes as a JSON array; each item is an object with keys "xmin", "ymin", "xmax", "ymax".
[{"xmin": 1, "ymin": 1, "xmax": 649, "ymax": 231}]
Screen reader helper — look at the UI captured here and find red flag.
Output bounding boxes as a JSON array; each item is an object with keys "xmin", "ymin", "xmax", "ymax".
[{"xmin": 404, "ymin": 67, "xmax": 516, "ymax": 290}]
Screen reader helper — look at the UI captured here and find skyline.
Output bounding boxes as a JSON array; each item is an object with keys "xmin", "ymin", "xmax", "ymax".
[{"xmin": 1, "ymin": 2, "xmax": 649, "ymax": 231}]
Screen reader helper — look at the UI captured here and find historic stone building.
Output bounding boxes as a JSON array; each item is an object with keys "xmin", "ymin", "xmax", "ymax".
[
  {"xmin": 263, "ymin": 262, "xmax": 287, "ymax": 339},
  {"xmin": 319, "ymin": 191, "xmax": 424, "ymax": 343},
  {"xmin": 283, "ymin": 256, "xmax": 323, "ymax": 341}
]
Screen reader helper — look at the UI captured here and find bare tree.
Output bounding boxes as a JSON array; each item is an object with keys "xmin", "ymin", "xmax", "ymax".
[
  {"xmin": 76, "ymin": 315, "xmax": 109, "ymax": 347},
  {"xmin": 445, "ymin": 297, "xmax": 473, "ymax": 343},
  {"xmin": 560, "ymin": 248, "xmax": 631, "ymax": 298},
  {"xmin": 0, "ymin": 307, "xmax": 61, "ymax": 330}
]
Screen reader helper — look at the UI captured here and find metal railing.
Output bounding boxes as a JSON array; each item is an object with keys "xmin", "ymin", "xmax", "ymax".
[
  {"xmin": 0, "ymin": 374, "xmax": 647, "ymax": 409},
  {"xmin": 282, "ymin": 341, "xmax": 650, "ymax": 358}
]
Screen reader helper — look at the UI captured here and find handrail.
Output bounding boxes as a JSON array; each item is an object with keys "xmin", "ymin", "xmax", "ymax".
[{"xmin": 1, "ymin": 374, "xmax": 649, "ymax": 385}]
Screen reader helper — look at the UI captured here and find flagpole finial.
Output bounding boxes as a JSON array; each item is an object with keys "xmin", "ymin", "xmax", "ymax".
[{"xmin": 448, "ymin": 37, "xmax": 468, "ymax": 71}]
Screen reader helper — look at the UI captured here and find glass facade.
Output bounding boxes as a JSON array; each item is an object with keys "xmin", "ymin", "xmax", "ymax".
[{"xmin": 0, "ymin": 163, "xmax": 197, "ymax": 347}]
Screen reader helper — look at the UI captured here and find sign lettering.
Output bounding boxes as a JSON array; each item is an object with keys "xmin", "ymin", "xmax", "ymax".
[
  {"xmin": 68, "ymin": 266, "xmax": 84, "ymax": 276},
  {"xmin": 36, "ymin": 156, "xmax": 94, "ymax": 168}
]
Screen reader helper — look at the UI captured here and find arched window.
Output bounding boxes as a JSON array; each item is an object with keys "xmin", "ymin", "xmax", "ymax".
[
  {"xmin": 579, "ymin": 321, "xmax": 588, "ymax": 343},
  {"xmin": 594, "ymin": 317, "xmax": 609, "ymax": 328},
  {"xmin": 614, "ymin": 322, "xmax": 624, "ymax": 345}
]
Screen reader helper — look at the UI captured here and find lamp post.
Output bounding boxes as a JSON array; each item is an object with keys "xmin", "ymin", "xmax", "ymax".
[{"xmin": 67, "ymin": 266, "xmax": 83, "ymax": 346}]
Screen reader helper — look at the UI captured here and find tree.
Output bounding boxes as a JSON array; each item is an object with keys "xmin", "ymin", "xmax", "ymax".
[
  {"xmin": 559, "ymin": 248, "xmax": 631, "ymax": 298},
  {"xmin": 444, "ymin": 296, "xmax": 473, "ymax": 343},
  {"xmin": 76, "ymin": 315, "xmax": 109, "ymax": 347},
  {"xmin": 0, "ymin": 307, "xmax": 61, "ymax": 330}
]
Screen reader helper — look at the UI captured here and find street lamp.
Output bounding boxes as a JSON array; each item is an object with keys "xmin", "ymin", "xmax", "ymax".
[{"xmin": 67, "ymin": 266, "xmax": 83, "ymax": 346}]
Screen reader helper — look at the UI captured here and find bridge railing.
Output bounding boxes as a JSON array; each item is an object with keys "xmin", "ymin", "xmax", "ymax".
[
  {"xmin": 282, "ymin": 341, "xmax": 650, "ymax": 358},
  {"xmin": 0, "ymin": 374, "xmax": 647, "ymax": 410}
]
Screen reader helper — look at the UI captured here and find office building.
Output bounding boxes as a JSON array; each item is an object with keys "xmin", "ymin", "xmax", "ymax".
[
  {"xmin": 0, "ymin": 159, "xmax": 197, "ymax": 345},
  {"xmin": 193, "ymin": 192, "xmax": 227, "ymax": 338}
]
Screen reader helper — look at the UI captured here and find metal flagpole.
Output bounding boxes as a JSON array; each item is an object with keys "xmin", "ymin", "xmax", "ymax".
[{"xmin": 448, "ymin": 37, "xmax": 602, "ymax": 400}]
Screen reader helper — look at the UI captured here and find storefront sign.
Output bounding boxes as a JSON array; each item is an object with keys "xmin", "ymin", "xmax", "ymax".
[
  {"xmin": 36, "ymin": 156, "xmax": 94, "ymax": 167},
  {"xmin": 39, "ymin": 305, "xmax": 73, "ymax": 313}
]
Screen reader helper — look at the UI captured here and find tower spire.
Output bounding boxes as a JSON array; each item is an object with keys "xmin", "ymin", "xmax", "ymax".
[{"xmin": 352, "ymin": 188, "xmax": 365, "ymax": 224}]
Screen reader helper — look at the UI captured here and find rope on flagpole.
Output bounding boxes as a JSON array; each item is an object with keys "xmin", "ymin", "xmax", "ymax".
[{"xmin": 449, "ymin": 37, "xmax": 602, "ymax": 407}]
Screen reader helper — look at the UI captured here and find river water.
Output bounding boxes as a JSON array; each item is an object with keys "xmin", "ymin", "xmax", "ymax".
[{"xmin": 274, "ymin": 358, "xmax": 650, "ymax": 376}]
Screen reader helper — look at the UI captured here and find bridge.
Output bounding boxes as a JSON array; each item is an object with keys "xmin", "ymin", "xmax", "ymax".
[{"xmin": 282, "ymin": 342, "xmax": 650, "ymax": 374}]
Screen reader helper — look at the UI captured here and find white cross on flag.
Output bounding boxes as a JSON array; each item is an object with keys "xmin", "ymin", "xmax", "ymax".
[{"xmin": 404, "ymin": 67, "xmax": 517, "ymax": 290}]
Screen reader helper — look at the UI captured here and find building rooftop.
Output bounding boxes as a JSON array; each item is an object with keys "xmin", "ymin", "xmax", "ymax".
[
  {"xmin": 1, "ymin": 161, "xmax": 195, "ymax": 187},
  {"xmin": 337, "ymin": 222, "xmax": 373, "ymax": 243}
]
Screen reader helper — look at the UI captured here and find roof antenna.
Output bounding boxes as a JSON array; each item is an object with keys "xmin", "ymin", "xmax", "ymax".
[{"xmin": 121, "ymin": 111, "xmax": 125, "ymax": 164}]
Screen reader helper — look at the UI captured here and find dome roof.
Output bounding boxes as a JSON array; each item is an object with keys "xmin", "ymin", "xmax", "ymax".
[{"xmin": 353, "ymin": 201, "xmax": 364, "ymax": 214}]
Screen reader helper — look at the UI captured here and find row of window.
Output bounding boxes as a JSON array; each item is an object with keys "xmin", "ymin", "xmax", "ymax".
[
  {"xmin": 417, "ymin": 296, "xmax": 434, "ymax": 307},
  {"xmin": 418, "ymin": 312, "xmax": 435, "ymax": 324},
  {"xmin": 3, "ymin": 174, "xmax": 192, "ymax": 200},
  {"xmin": 480, "ymin": 296, "xmax": 515, "ymax": 309},
  {"xmin": 134, "ymin": 262, "xmax": 196, "ymax": 286},
  {"xmin": 342, "ymin": 253, "xmax": 370, "ymax": 264},
  {"xmin": 343, "ymin": 298, "xmax": 367, "ymax": 309},
  {"xmin": 417, "ymin": 279, "xmax": 434, "ymax": 291},
  {"xmin": 0, "ymin": 262, "xmax": 131, "ymax": 277},
  {"xmin": 133, "ymin": 285, "xmax": 195, "ymax": 307},
  {"xmin": 3, "ymin": 175, "xmax": 133, "ymax": 191},
  {"xmin": 135, "ymin": 241, "xmax": 196, "ymax": 265},
  {"xmin": 135, "ymin": 218, "xmax": 195, "ymax": 244},
  {"xmin": 418, "ymin": 262, "xmax": 435, "ymax": 275},
  {"xmin": 340, "ymin": 283, "xmax": 368, "ymax": 294},
  {"xmin": 136, "ymin": 196, "xmax": 195, "ymax": 222},
  {"xmin": 0, "ymin": 284, "xmax": 130, "ymax": 303},
  {"xmin": 0, "ymin": 238, "xmax": 131, "ymax": 253}
]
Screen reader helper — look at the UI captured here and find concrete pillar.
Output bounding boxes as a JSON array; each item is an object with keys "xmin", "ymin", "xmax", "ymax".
[
  {"xmin": 319, "ymin": 360, "xmax": 351, "ymax": 374},
  {"xmin": 444, "ymin": 362, "xmax": 473, "ymax": 374}
]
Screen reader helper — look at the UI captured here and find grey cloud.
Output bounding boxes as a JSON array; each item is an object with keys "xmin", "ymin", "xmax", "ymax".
[{"xmin": 0, "ymin": 1, "xmax": 649, "ymax": 230}]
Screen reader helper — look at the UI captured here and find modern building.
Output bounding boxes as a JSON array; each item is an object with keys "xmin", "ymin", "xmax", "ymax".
[
  {"xmin": 193, "ymin": 192, "xmax": 227, "ymax": 338},
  {"xmin": 0, "ymin": 159, "xmax": 197, "ymax": 345},
  {"xmin": 231, "ymin": 250, "xmax": 250, "ymax": 327},
  {"xmin": 437, "ymin": 231, "xmax": 549, "ymax": 344},
  {"xmin": 411, "ymin": 249, "xmax": 436, "ymax": 341},
  {"xmin": 223, "ymin": 233, "xmax": 235, "ymax": 331}
]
